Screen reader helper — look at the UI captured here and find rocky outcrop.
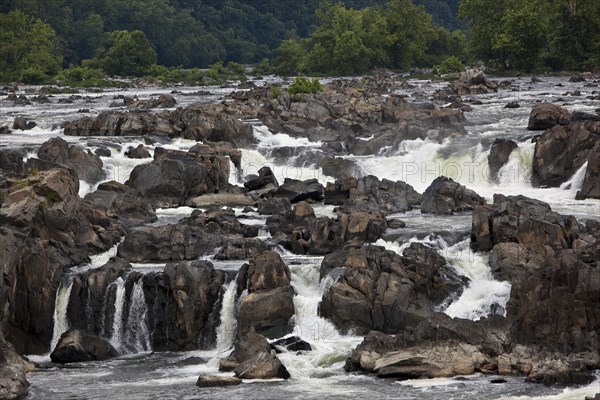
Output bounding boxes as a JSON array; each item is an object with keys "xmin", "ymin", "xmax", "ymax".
[
  {"xmin": 38, "ymin": 137, "xmax": 104, "ymax": 183},
  {"xmin": 84, "ymin": 181, "xmax": 157, "ymax": 226},
  {"xmin": 117, "ymin": 209, "xmax": 256, "ymax": 262},
  {"xmin": 219, "ymin": 332, "xmax": 290, "ymax": 379},
  {"xmin": 451, "ymin": 70, "xmax": 499, "ymax": 95},
  {"xmin": 421, "ymin": 176, "xmax": 485, "ymax": 214},
  {"xmin": 470, "ymin": 194, "xmax": 580, "ymax": 252},
  {"xmin": 320, "ymin": 243, "xmax": 467, "ymax": 334},
  {"xmin": 244, "ymin": 166, "xmax": 279, "ymax": 192},
  {"xmin": 576, "ymin": 140, "xmax": 600, "ymax": 199},
  {"xmin": 162, "ymin": 261, "xmax": 226, "ymax": 350},
  {"xmin": 325, "ymin": 175, "xmax": 421, "ymax": 214},
  {"xmin": 50, "ymin": 329, "xmax": 118, "ymax": 363},
  {"xmin": 527, "ymin": 103, "xmax": 572, "ymax": 130},
  {"xmin": 62, "ymin": 103, "xmax": 254, "ymax": 148},
  {"xmin": 0, "ymin": 345, "xmax": 35, "ymax": 399},
  {"xmin": 11, "ymin": 117, "xmax": 36, "ymax": 130},
  {"xmin": 532, "ymin": 120, "xmax": 600, "ymax": 187},
  {"xmin": 131, "ymin": 94, "xmax": 176, "ymax": 109},
  {"xmin": 273, "ymin": 178, "xmax": 324, "ymax": 203},
  {"xmin": 126, "ymin": 147, "xmax": 230, "ymax": 208},
  {"xmin": 124, "ymin": 144, "xmax": 151, "ymax": 159},
  {"xmin": 235, "ymin": 251, "xmax": 294, "ymax": 339},
  {"xmin": 488, "ymin": 139, "xmax": 517, "ymax": 182},
  {"xmin": 0, "ymin": 168, "xmax": 125, "ymax": 354}
]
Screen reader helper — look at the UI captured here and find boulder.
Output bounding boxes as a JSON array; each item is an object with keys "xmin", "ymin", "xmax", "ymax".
[
  {"xmin": 244, "ymin": 166, "xmax": 278, "ymax": 191},
  {"xmin": 271, "ymin": 336, "xmax": 312, "ymax": 352},
  {"xmin": 125, "ymin": 144, "xmax": 151, "ymax": 159},
  {"xmin": 273, "ymin": 178, "xmax": 324, "ymax": 203},
  {"xmin": 576, "ymin": 140, "xmax": 600, "ymax": 199},
  {"xmin": 84, "ymin": 181, "xmax": 157, "ymax": 226},
  {"xmin": 38, "ymin": 137, "xmax": 105, "ymax": 183},
  {"xmin": 421, "ymin": 176, "xmax": 485, "ymax": 214},
  {"xmin": 257, "ymin": 196, "xmax": 291, "ymax": 215},
  {"xmin": 234, "ymin": 351, "xmax": 291, "ymax": 380},
  {"xmin": 488, "ymin": 139, "xmax": 518, "ymax": 182},
  {"xmin": 50, "ymin": 329, "xmax": 119, "ymax": 363},
  {"xmin": 132, "ymin": 94, "xmax": 176, "ymax": 109},
  {"xmin": 162, "ymin": 261, "xmax": 226, "ymax": 350},
  {"xmin": 0, "ymin": 346, "xmax": 35, "ymax": 400},
  {"xmin": 470, "ymin": 194, "xmax": 579, "ymax": 251},
  {"xmin": 235, "ymin": 251, "xmax": 294, "ymax": 339},
  {"xmin": 320, "ymin": 244, "xmax": 467, "ymax": 334},
  {"xmin": 532, "ymin": 121, "xmax": 599, "ymax": 187},
  {"xmin": 12, "ymin": 117, "xmax": 36, "ymax": 130},
  {"xmin": 527, "ymin": 103, "xmax": 572, "ymax": 130},
  {"xmin": 220, "ymin": 332, "xmax": 290, "ymax": 379},
  {"xmin": 196, "ymin": 375, "xmax": 241, "ymax": 388},
  {"xmin": 126, "ymin": 148, "xmax": 230, "ymax": 207},
  {"xmin": 326, "ymin": 175, "xmax": 421, "ymax": 214}
]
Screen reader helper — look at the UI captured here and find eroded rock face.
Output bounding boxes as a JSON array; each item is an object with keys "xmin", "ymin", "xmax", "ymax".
[
  {"xmin": 421, "ymin": 176, "xmax": 485, "ymax": 214},
  {"xmin": 576, "ymin": 140, "xmax": 600, "ymax": 199},
  {"xmin": 126, "ymin": 148, "xmax": 230, "ymax": 208},
  {"xmin": 0, "ymin": 345, "xmax": 35, "ymax": 399},
  {"xmin": 532, "ymin": 120, "xmax": 600, "ymax": 187},
  {"xmin": 527, "ymin": 102, "xmax": 572, "ymax": 130},
  {"xmin": 235, "ymin": 251, "xmax": 294, "ymax": 339},
  {"xmin": 50, "ymin": 329, "xmax": 118, "ymax": 363},
  {"xmin": 84, "ymin": 181, "xmax": 157, "ymax": 226},
  {"xmin": 488, "ymin": 139, "xmax": 518, "ymax": 182},
  {"xmin": 470, "ymin": 194, "xmax": 579, "ymax": 252},
  {"xmin": 320, "ymin": 244, "xmax": 467, "ymax": 334},
  {"xmin": 325, "ymin": 175, "xmax": 421, "ymax": 214},
  {"xmin": 219, "ymin": 332, "xmax": 290, "ymax": 380},
  {"xmin": 0, "ymin": 168, "xmax": 125, "ymax": 354},
  {"xmin": 38, "ymin": 137, "xmax": 104, "ymax": 183}
]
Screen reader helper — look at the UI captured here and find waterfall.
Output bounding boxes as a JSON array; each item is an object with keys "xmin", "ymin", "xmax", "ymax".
[
  {"xmin": 123, "ymin": 279, "xmax": 151, "ymax": 353},
  {"xmin": 108, "ymin": 277, "xmax": 126, "ymax": 351},
  {"xmin": 216, "ymin": 280, "xmax": 237, "ymax": 352},
  {"xmin": 50, "ymin": 279, "xmax": 74, "ymax": 352},
  {"xmin": 440, "ymin": 239, "xmax": 512, "ymax": 320}
]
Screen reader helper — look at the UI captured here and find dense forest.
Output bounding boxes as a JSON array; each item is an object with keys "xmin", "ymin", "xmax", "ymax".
[{"xmin": 0, "ymin": 0, "xmax": 598, "ymax": 83}]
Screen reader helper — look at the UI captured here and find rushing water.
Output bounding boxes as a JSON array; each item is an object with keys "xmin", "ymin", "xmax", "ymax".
[{"xmin": 3, "ymin": 76, "xmax": 598, "ymax": 399}]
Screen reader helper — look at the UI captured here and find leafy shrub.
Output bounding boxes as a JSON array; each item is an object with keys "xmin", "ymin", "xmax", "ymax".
[
  {"xmin": 20, "ymin": 68, "xmax": 51, "ymax": 84},
  {"xmin": 56, "ymin": 66, "xmax": 109, "ymax": 87},
  {"xmin": 287, "ymin": 76, "xmax": 323, "ymax": 96},
  {"xmin": 433, "ymin": 56, "xmax": 465, "ymax": 74}
]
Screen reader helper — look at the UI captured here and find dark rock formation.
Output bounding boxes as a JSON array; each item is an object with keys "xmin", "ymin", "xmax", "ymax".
[
  {"xmin": 532, "ymin": 120, "xmax": 600, "ymax": 187},
  {"xmin": 50, "ymin": 329, "xmax": 118, "ymax": 363},
  {"xmin": 451, "ymin": 70, "xmax": 499, "ymax": 95},
  {"xmin": 161, "ymin": 261, "xmax": 226, "ymax": 350},
  {"xmin": 324, "ymin": 175, "xmax": 421, "ymax": 214},
  {"xmin": 421, "ymin": 176, "xmax": 485, "ymax": 214},
  {"xmin": 220, "ymin": 332, "xmax": 290, "ymax": 379},
  {"xmin": 125, "ymin": 144, "xmax": 151, "ymax": 159},
  {"xmin": 62, "ymin": 103, "xmax": 254, "ymax": 148},
  {"xmin": 527, "ymin": 103, "xmax": 572, "ymax": 130},
  {"xmin": 38, "ymin": 137, "xmax": 105, "ymax": 183},
  {"xmin": 125, "ymin": 147, "xmax": 230, "ymax": 208},
  {"xmin": 12, "ymin": 117, "xmax": 36, "ymax": 131},
  {"xmin": 244, "ymin": 166, "xmax": 278, "ymax": 191},
  {"xmin": 0, "ymin": 344, "xmax": 35, "ymax": 399},
  {"xmin": 273, "ymin": 178, "xmax": 324, "ymax": 203},
  {"xmin": 488, "ymin": 139, "xmax": 518, "ymax": 182},
  {"xmin": 235, "ymin": 251, "xmax": 294, "ymax": 339},
  {"xmin": 470, "ymin": 194, "xmax": 580, "ymax": 252},
  {"xmin": 271, "ymin": 336, "xmax": 312, "ymax": 352},
  {"xmin": 576, "ymin": 140, "xmax": 600, "ymax": 199},
  {"xmin": 0, "ymin": 168, "xmax": 125, "ymax": 354},
  {"xmin": 84, "ymin": 181, "xmax": 156, "ymax": 226},
  {"xmin": 117, "ymin": 209, "xmax": 255, "ymax": 262},
  {"xmin": 320, "ymin": 243, "xmax": 467, "ymax": 334}
]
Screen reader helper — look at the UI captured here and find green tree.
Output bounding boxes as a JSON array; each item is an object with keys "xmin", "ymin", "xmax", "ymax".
[
  {"xmin": 0, "ymin": 10, "xmax": 62, "ymax": 83},
  {"xmin": 385, "ymin": 0, "xmax": 437, "ymax": 69},
  {"xmin": 91, "ymin": 30, "xmax": 157, "ymax": 76},
  {"xmin": 273, "ymin": 38, "xmax": 308, "ymax": 76}
]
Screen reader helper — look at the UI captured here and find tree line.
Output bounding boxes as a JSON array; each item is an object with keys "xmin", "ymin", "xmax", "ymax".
[{"xmin": 0, "ymin": 0, "xmax": 598, "ymax": 84}]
